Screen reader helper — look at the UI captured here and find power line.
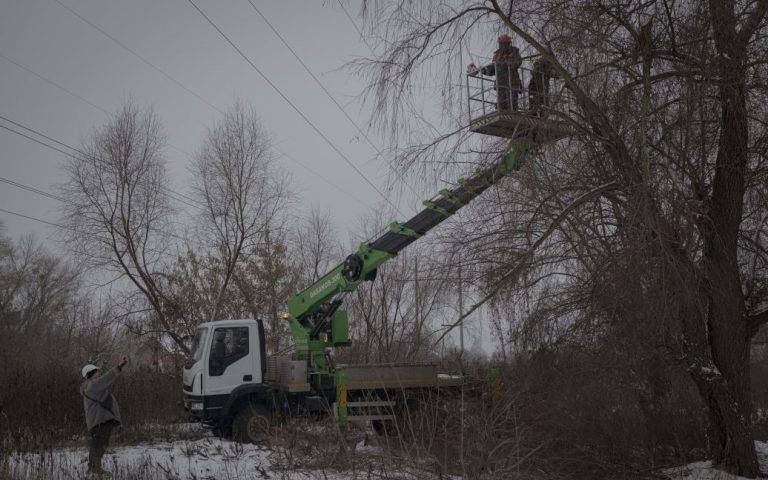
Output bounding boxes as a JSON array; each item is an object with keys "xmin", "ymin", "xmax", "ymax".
[
  {"xmin": 1, "ymin": 175, "xmax": 183, "ymax": 227},
  {"xmin": 0, "ymin": 114, "xmax": 201, "ymax": 210},
  {"xmin": 337, "ymin": 1, "xmax": 377, "ymax": 61},
  {"xmin": 0, "ymin": 176, "xmax": 69, "ymax": 204},
  {"xmin": 0, "ymin": 52, "xmax": 110, "ymax": 116},
  {"xmin": 274, "ymin": 148, "xmax": 373, "ymax": 209},
  {"xmin": 1, "ymin": 114, "xmax": 87, "ymax": 159},
  {"xmin": 0, "ymin": 205, "xmax": 188, "ymax": 263},
  {"xmin": 0, "ymin": 207, "xmax": 64, "ymax": 229},
  {"xmin": 1, "ymin": 41, "xmax": 369, "ymax": 212},
  {"xmin": 0, "ymin": 51, "xmax": 201, "ymax": 206},
  {"xmin": 187, "ymin": 0, "xmax": 406, "ymax": 217},
  {"xmin": 245, "ymin": 1, "xmax": 418, "ymax": 198},
  {"xmin": 0, "ymin": 176, "xmax": 203, "ymax": 251},
  {"xmin": 10, "ymin": 1, "xmax": 383, "ymax": 214},
  {"xmin": 51, "ymin": 0, "xmax": 225, "ymax": 116},
  {"xmin": 0, "ymin": 118, "xmax": 198, "ymax": 209},
  {"xmin": 0, "ymin": 123, "xmax": 74, "ymax": 158}
]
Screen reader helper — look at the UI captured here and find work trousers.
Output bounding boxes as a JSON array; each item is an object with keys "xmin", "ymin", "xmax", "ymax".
[
  {"xmin": 88, "ymin": 421, "xmax": 115, "ymax": 473},
  {"xmin": 498, "ymin": 86, "xmax": 520, "ymax": 111}
]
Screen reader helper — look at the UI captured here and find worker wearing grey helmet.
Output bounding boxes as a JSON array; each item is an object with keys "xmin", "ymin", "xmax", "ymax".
[{"xmin": 80, "ymin": 355, "xmax": 128, "ymax": 476}]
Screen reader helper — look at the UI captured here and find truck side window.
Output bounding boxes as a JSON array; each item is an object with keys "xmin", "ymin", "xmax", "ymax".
[{"xmin": 209, "ymin": 327, "xmax": 249, "ymax": 376}]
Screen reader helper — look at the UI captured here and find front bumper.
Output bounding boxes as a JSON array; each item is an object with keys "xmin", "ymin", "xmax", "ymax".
[
  {"xmin": 183, "ymin": 394, "xmax": 206, "ymax": 418},
  {"xmin": 183, "ymin": 393, "xmax": 228, "ymax": 422}
]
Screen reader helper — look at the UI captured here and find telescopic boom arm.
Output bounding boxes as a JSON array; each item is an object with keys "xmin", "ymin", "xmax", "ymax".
[{"xmin": 285, "ymin": 138, "xmax": 535, "ymax": 364}]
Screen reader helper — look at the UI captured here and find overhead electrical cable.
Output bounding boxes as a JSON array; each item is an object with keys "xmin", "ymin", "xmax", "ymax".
[
  {"xmin": 0, "ymin": 115, "xmax": 201, "ymax": 210},
  {"xmin": 0, "ymin": 204, "xmax": 188, "ymax": 262},
  {"xmin": 245, "ymin": 1, "xmax": 418, "ymax": 198},
  {"xmin": 51, "ymin": 0, "xmax": 225, "ymax": 115},
  {"xmin": 274, "ymin": 149, "xmax": 373, "ymax": 209},
  {"xmin": 0, "ymin": 176, "xmax": 203, "ymax": 250},
  {"xmin": 0, "ymin": 176, "xmax": 69, "ymax": 203},
  {"xmin": 0, "ymin": 50, "xmax": 204, "ymax": 207},
  {"xmin": 0, "ymin": 52, "xmax": 110, "ymax": 116},
  {"xmin": 0, "ymin": 123, "xmax": 74, "ymax": 158},
  {"xmin": 1, "ymin": 37, "xmax": 372, "ymax": 211},
  {"xmin": 337, "ymin": 1, "xmax": 377, "ymax": 62},
  {"xmin": 186, "ymin": 0, "xmax": 406, "ymax": 217},
  {"xmin": 0, "ymin": 207, "xmax": 64, "ymax": 229}
]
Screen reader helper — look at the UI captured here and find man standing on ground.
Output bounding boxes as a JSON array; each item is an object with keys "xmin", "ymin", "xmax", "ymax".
[{"xmin": 81, "ymin": 355, "xmax": 128, "ymax": 476}]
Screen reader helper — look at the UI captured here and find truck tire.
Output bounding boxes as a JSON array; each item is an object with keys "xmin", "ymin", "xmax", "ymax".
[{"xmin": 232, "ymin": 403, "xmax": 272, "ymax": 444}]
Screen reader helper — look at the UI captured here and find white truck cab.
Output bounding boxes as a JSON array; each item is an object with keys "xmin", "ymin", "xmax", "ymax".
[
  {"xmin": 182, "ymin": 319, "xmax": 267, "ymax": 428},
  {"xmin": 182, "ymin": 318, "xmax": 461, "ymax": 442}
]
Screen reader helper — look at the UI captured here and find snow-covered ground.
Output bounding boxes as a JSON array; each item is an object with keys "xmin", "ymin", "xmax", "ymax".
[
  {"xmin": 9, "ymin": 437, "xmax": 282, "ymax": 480},
  {"xmin": 5, "ymin": 424, "xmax": 767, "ymax": 480},
  {"xmin": 4, "ymin": 425, "xmax": 433, "ymax": 480},
  {"xmin": 665, "ymin": 442, "xmax": 768, "ymax": 480}
]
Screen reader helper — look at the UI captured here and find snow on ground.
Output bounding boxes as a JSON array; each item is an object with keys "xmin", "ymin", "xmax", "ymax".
[
  {"xmin": 664, "ymin": 442, "xmax": 768, "ymax": 480},
  {"xmin": 7, "ymin": 422, "xmax": 767, "ymax": 480},
  {"xmin": 5, "ymin": 425, "xmax": 433, "ymax": 480},
  {"xmin": 8, "ymin": 438, "xmax": 294, "ymax": 480}
]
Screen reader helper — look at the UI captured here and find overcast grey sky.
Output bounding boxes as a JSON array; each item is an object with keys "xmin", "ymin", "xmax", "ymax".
[
  {"xmin": 0, "ymin": 0, "xmax": 423, "ymax": 244},
  {"xmin": 0, "ymin": 0, "xmax": 493, "ymax": 353}
]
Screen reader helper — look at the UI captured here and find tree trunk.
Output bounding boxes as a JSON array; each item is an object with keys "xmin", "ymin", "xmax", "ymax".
[{"xmin": 692, "ymin": 3, "xmax": 760, "ymax": 474}]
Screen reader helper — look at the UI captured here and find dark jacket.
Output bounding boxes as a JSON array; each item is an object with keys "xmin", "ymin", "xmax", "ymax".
[{"xmin": 482, "ymin": 46, "xmax": 523, "ymax": 87}]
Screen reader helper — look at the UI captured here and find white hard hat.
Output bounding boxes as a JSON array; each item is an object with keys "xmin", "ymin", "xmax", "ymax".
[{"xmin": 81, "ymin": 364, "xmax": 99, "ymax": 379}]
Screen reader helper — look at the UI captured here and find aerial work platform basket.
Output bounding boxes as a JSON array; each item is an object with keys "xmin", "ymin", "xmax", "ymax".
[{"xmin": 466, "ymin": 60, "xmax": 572, "ymax": 142}]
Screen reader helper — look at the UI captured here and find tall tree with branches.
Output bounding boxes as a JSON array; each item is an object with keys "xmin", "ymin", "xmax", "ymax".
[
  {"xmin": 61, "ymin": 100, "xmax": 188, "ymax": 351},
  {"xmin": 359, "ymin": 1, "xmax": 768, "ymax": 475},
  {"xmin": 192, "ymin": 102, "xmax": 291, "ymax": 323}
]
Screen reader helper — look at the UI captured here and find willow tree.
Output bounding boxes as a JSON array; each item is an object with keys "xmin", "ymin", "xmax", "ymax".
[{"xmin": 359, "ymin": 1, "xmax": 768, "ymax": 476}]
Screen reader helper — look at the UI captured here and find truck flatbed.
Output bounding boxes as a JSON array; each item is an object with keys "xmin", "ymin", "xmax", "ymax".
[{"xmin": 339, "ymin": 363, "xmax": 462, "ymax": 390}]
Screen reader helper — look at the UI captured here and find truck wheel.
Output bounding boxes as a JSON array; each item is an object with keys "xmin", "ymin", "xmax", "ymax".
[{"xmin": 232, "ymin": 404, "xmax": 271, "ymax": 443}]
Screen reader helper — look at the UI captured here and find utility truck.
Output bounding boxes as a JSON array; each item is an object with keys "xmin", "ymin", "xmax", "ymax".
[{"xmin": 183, "ymin": 60, "xmax": 570, "ymax": 442}]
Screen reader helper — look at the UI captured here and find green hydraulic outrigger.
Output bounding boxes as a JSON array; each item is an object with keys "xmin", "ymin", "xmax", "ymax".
[{"xmin": 282, "ymin": 135, "xmax": 542, "ymax": 424}]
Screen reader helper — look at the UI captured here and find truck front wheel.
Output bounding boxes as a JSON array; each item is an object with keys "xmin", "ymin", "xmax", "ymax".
[{"xmin": 232, "ymin": 404, "xmax": 271, "ymax": 443}]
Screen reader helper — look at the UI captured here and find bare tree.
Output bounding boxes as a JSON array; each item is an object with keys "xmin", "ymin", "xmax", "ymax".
[
  {"xmin": 342, "ymin": 210, "xmax": 453, "ymax": 363},
  {"xmin": 0, "ymin": 233, "xmax": 80, "ymax": 334},
  {"xmin": 359, "ymin": 1, "xmax": 768, "ymax": 475},
  {"xmin": 60, "ymin": 100, "xmax": 187, "ymax": 350},
  {"xmin": 163, "ymin": 249, "xmax": 248, "ymax": 330},
  {"xmin": 234, "ymin": 228, "xmax": 301, "ymax": 353},
  {"xmin": 192, "ymin": 102, "xmax": 291, "ymax": 323},
  {"xmin": 293, "ymin": 207, "xmax": 340, "ymax": 284}
]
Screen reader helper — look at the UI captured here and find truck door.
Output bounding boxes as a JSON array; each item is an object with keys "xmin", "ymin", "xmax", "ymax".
[{"xmin": 204, "ymin": 325, "xmax": 260, "ymax": 396}]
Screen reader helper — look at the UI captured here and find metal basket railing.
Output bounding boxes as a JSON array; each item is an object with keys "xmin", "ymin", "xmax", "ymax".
[{"xmin": 466, "ymin": 60, "xmax": 571, "ymax": 125}]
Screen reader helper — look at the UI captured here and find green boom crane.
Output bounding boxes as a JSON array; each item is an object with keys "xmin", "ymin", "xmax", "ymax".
[
  {"xmin": 181, "ymin": 63, "xmax": 572, "ymax": 434},
  {"xmin": 284, "ymin": 135, "xmax": 541, "ymax": 422}
]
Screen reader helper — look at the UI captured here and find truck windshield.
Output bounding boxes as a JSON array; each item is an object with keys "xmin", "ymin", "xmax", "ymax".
[{"xmin": 190, "ymin": 327, "xmax": 208, "ymax": 362}]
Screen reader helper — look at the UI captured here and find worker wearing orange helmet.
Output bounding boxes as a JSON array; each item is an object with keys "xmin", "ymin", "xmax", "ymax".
[{"xmin": 481, "ymin": 34, "xmax": 523, "ymax": 111}]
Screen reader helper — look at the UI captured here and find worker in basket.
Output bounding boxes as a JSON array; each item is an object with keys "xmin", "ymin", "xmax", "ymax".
[
  {"xmin": 528, "ymin": 57, "xmax": 559, "ymax": 117},
  {"xmin": 481, "ymin": 34, "xmax": 523, "ymax": 112},
  {"xmin": 81, "ymin": 355, "xmax": 128, "ymax": 477}
]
